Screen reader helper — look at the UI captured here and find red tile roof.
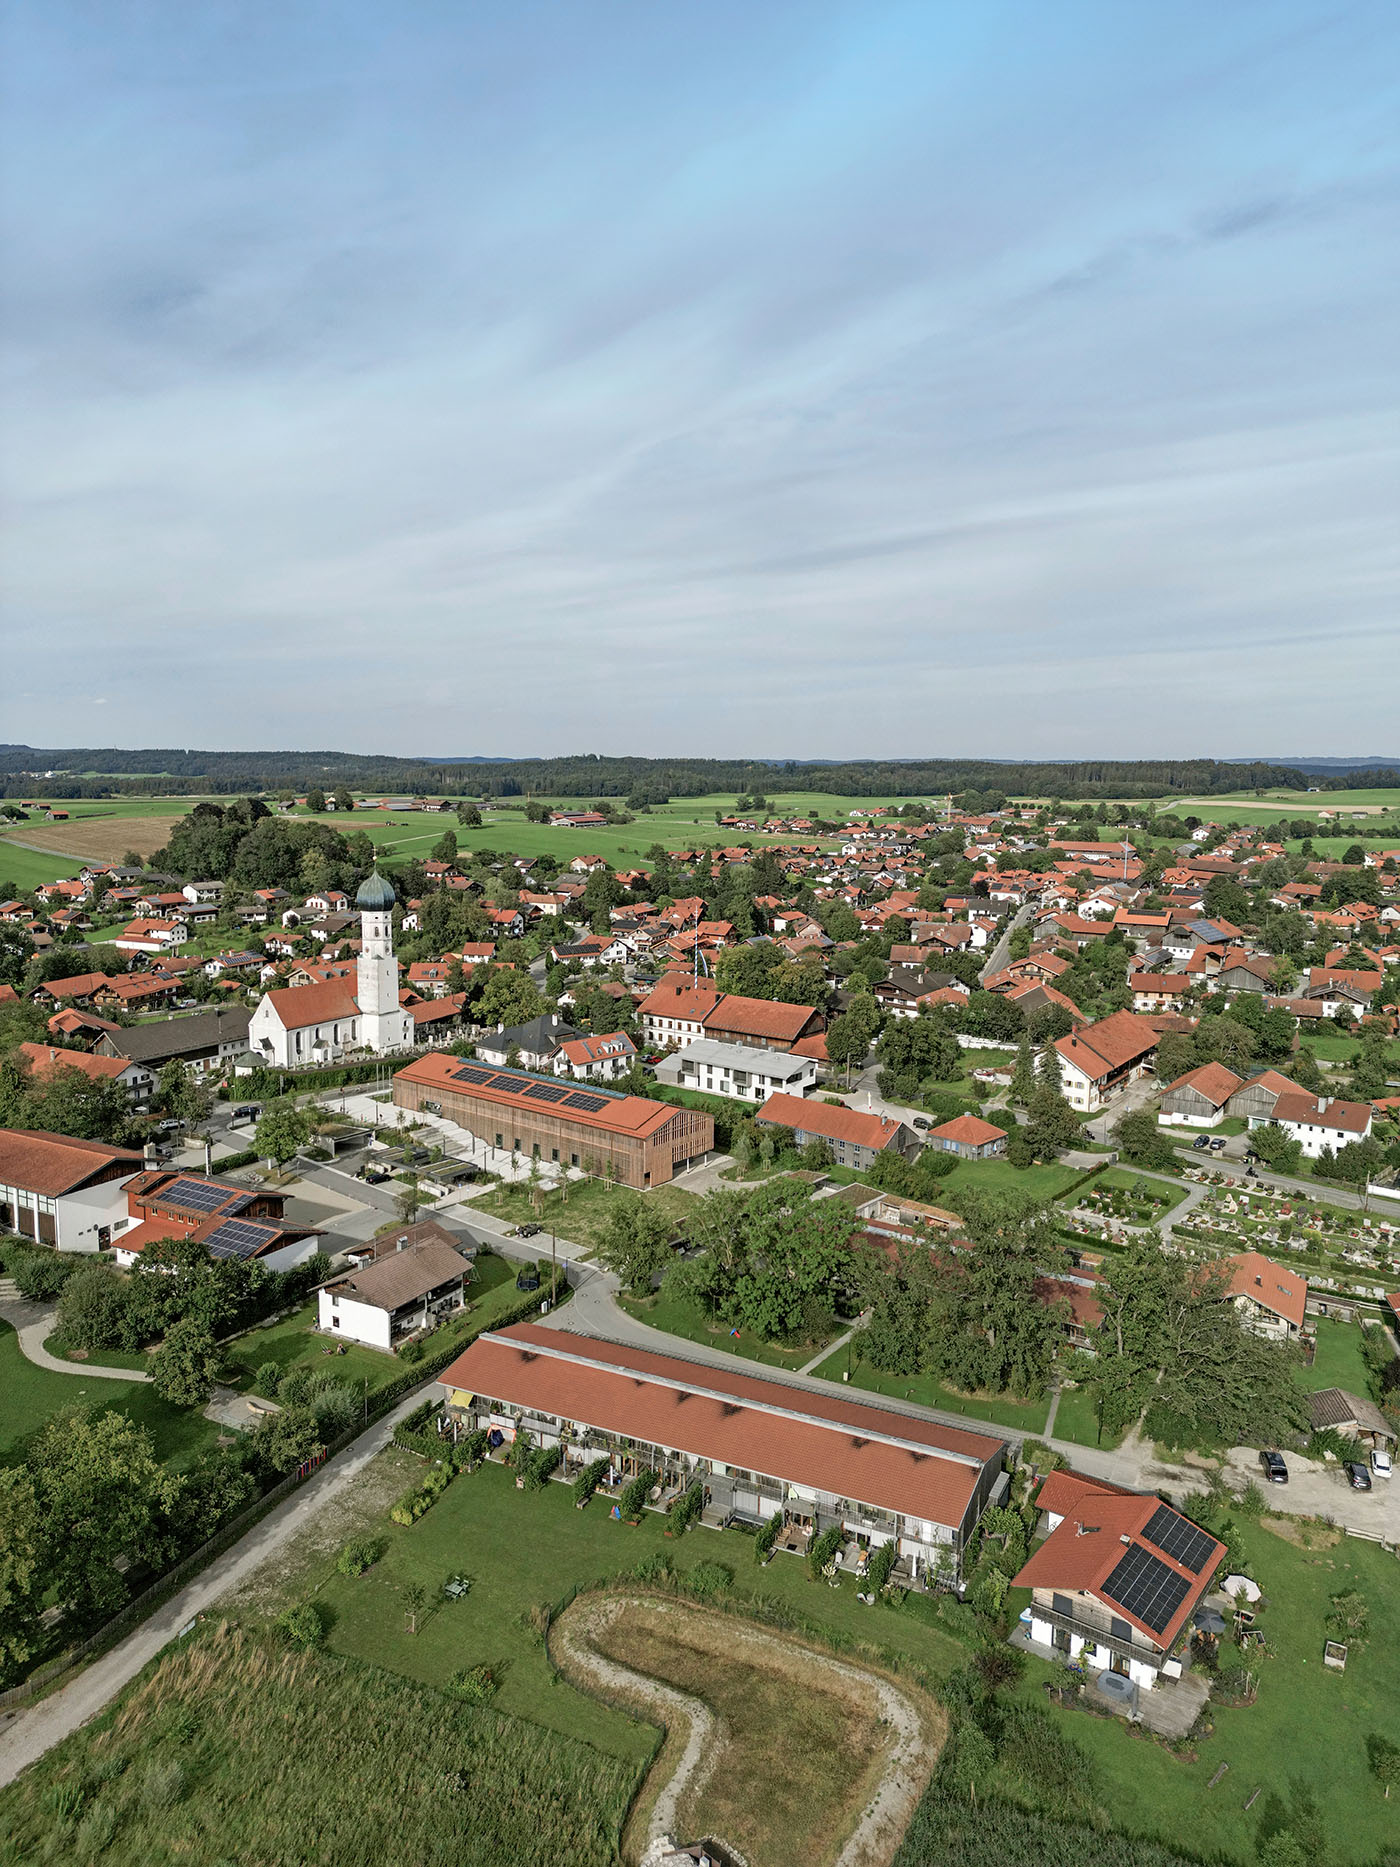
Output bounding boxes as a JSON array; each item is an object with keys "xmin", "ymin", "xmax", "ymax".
[
  {"xmin": 0, "ymin": 1128, "xmax": 143, "ymax": 1196},
  {"xmin": 927, "ymin": 1114, "xmax": 1006, "ymax": 1147},
  {"xmin": 442, "ymin": 1323, "xmax": 999, "ymax": 1530},
  {"xmin": 1161, "ymin": 1062, "xmax": 1244, "ymax": 1108},
  {"xmin": 1221, "ymin": 1251, "xmax": 1307, "ymax": 1329},
  {"xmin": 1053, "ymin": 1010, "xmax": 1159, "ymax": 1080},
  {"xmin": 18, "ymin": 1043, "xmax": 136, "ymax": 1087},
  {"xmin": 261, "ymin": 979, "xmax": 360, "ymax": 1028},
  {"xmin": 755, "ymin": 1092, "xmax": 904, "ymax": 1152}
]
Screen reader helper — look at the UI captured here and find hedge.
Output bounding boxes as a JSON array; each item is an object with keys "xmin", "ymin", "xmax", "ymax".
[{"xmin": 390, "ymin": 1460, "xmax": 457, "ymax": 1526}]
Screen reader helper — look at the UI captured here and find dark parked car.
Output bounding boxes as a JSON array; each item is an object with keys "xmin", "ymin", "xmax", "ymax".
[
  {"xmin": 912, "ymin": 1117, "xmax": 930, "ymax": 1131},
  {"xmin": 1192, "ymin": 1136, "xmax": 1211, "ymax": 1150},
  {"xmin": 232, "ymin": 1104, "xmax": 260, "ymax": 1122},
  {"xmin": 1259, "ymin": 1449, "xmax": 1288, "ymax": 1485},
  {"xmin": 1345, "ymin": 1461, "xmax": 1373, "ymax": 1491},
  {"xmin": 512, "ymin": 1223, "xmax": 542, "ymax": 1239}
]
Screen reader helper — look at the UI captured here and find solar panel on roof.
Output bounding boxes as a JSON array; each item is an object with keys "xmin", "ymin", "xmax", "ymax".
[
  {"xmin": 204, "ymin": 1219, "xmax": 276, "ymax": 1261},
  {"xmin": 1142, "ymin": 1504, "xmax": 1217, "ymax": 1575},
  {"xmin": 565, "ymin": 1092, "xmax": 608, "ymax": 1113},
  {"xmin": 524, "ymin": 1082, "xmax": 570, "ymax": 1103},
  {"xmin": 160, "ymin": 1177, "xmax": 236, "ymax": 1214},
  {"xmin": 449, "ymin": 1063, "xmax": 496, "ymax": 1087},
  {"xmin": 1101, "ymin": 1543, "xmax": 1191, "ymax": 1636}
]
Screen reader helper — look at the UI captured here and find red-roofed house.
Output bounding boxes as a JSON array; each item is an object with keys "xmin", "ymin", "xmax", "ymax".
[
  {"xmin": 924, "ymin": 1114, "xmax": 1008, "ymax": 1160},
  {"xmin": 1014, "ymin": 1471, "xmax": 1225, "ymax": 1691},
  {"xmin": 439, "ymin": 1322, "xmax": 1005, "ymax": 1581},
  {"xmin": 1053, "ymin": 1011, "xmax": 1160, "ymax": 1113},
  {"xmin": 755, "ymin": 1092, "xmax": 915, "ymax": 1170},
  {"xmin": 17, "ymin": 1042, "xmax": 152, "ymax": 1102},
  {"xmin": 1219, "ymin": 1251, "xmax": 1307, "ymax": 1342},
  {"xmin": 554, "ymin": 1032, "xmax": 638, "ymax": 1082}
]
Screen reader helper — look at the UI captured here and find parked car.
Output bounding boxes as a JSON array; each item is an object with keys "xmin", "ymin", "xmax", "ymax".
[
  {"xmin": 1372, "ymin": 1447, "xmax": 1393, "ymax": 1479},
  {"xmin": 1259, "ymin": 1449, "xmax": 1288, "ymax": 1485},
  {"xmin": 1192, "ymin": 1136, "xmax": 1211, "ymax": 1150},
  {"xmin": 1345, "ymin": 1461, "xmax": 1373, "ymax": 1491},
  {"xmin": 232, "ymin": 1104, "xmax": 260, "ymax": 1122},
  {"xmin": 912, "ymin": 1117, "xmax": 930, "ymax": 1131},
  {"xmin": 1208, "ymin": 1137, "xmax": 1227, "ymax": 1151},
  {"xmin": 155, "ymin": 1117, "xmax": 185, "ymax": 1134},
  {"xmin": 512, "ymin": 1223, "xmax": 542, "ymax": 1238},
  {"xmin": 358, "ymin": 1167, "xmax": 389, "ymax": 1185}
]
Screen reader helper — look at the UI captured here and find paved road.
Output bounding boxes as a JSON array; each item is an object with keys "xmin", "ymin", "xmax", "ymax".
[
  {"xmin": 0, "ymin": 1386, "xmax": 426, "ymax": 1790},
  {"xmin": 0, "ymin": 1287, "xmax": 149, "ymax": 1382},
  {"xmin": 978, "ymin": 900, "xmax": 1036, "ymax": 983}
]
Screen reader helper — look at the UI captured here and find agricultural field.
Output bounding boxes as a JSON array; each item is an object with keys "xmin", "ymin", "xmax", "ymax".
[
  {"xmin": 0, "ymin": 841, "xmax": 85, "ymax": 893},
  {"xmin": 0, "ymin": 1621, "xmax": 640, "ymax": 1867}
]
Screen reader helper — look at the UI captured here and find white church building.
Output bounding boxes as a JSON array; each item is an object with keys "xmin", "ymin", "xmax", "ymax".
[{"xmin": 248, "ymin": 872, "xmax": 414, "ymax": 1068}]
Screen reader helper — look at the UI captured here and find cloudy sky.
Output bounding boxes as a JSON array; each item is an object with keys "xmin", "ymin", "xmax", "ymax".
[{"xmin": 3, "ymin": 1, "xmax": 1398, "ymax": 759}]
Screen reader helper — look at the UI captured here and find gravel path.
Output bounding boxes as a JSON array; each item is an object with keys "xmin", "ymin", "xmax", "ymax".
[
  {"xmin": 0, "ymin": 1288, "xmax": 150, "ymax": 1382},
  {"xmin": 551, "ymin": 1592, "xmax": 940, "ymax": 1867}
]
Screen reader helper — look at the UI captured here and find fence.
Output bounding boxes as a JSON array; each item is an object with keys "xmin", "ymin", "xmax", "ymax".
[{"xmin": 0, "ymin": 1277, "xmax": 574, "ymax": 1709}]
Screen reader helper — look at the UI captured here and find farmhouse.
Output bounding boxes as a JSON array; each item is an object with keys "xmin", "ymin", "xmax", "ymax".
[
  {"xmin": 1269, "ymin": 1091, "xmax": 1373, "ymax": 1158},
  {"xmin": 96, "ymin": 1006, "xmax": 252, "ymax": 1079},
  {"xmin": 1052, "ymin": 1011, "xmax": 1160, "ymax": 1113},
  {"xmin": 553, "ymin": 1032, "xmax": 638, "ymax": 1082},
  {"xmin": 17, "ymin": 1042, "xmax": 152, "ymax": 1103},
  {"xmin": 639, "ymin": 980, "xmax": 824, "ymax": 1054},
  {"xmin": 0, "ymin": 1128, "xmax": 143, "ymax": 1251},
  {"xmin": 1014, "ymin": 1470, "xmax": 1225, "ymax": 1691},
  {"xmin": 1219, "ymin": 1251, "xmax": 1307, "ymax": 1342},
  {"xmin": 393, "ymin": 1052, "xmax": 713, "ymax": 1188},
  {"xmin": 1158, "ymin": 1062, "xmax": 1244, "ymax": 1128},
  {"xmin": 440, "ymin": 1323, "xmax": 1005, "ymax": 1579}
]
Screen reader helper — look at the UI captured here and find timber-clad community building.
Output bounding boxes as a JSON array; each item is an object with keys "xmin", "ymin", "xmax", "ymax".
[
  {"xmin": 393, "ymin": 1052, "xmax": 714, "ymax": 1188},
  {"xmin": 440, "ymin": 1323, "xmax": 1006, "ymax": 1576}
]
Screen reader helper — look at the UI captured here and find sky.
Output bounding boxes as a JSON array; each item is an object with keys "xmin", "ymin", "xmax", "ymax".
[{"xmin": 2, "ymin": 1, "xmax": 1398, "ymax": 761}]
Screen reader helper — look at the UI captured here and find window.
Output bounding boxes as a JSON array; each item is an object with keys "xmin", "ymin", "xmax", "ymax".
[
  {"xmin": 571, "ymin": 1153, "xmax": 579, "ymax": 1167},
  {"xmin": 494, "ymin": 1133, "xmax": 503, "ymax": 1149},
  {"xmin": 331, "ymin": 1316, "xmax": 340, "ymax": 1329},
  {"xmin": 1110, "ymin": 1616, "xmax": 1132, "ymax": 1642},
  {"xmin": 551, "ymin": 1148, "xmax": 559, "ymax": 1162},
  {"xmin": 1051, "ymin": 1593, "xmax": 1073, "ymax": 1618}
]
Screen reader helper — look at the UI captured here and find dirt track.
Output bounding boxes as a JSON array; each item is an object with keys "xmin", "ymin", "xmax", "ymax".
[{"xmin": 550, "ymin": 1591, "xmax": 943, "ymax": 1867}]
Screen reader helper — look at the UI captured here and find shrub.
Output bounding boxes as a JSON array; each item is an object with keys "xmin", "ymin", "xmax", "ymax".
[
  {"xmin": 572, "ymin": 1455, "xmax": 610, "ymax": 1507},
  {"xmin": 619, "ymin": 1469, "xmax": 655, "ymax": 1519},
  {"xmin": 633, "ymin": 1551, "xmax": 671, "ymax": 1586},
  {"xmin": 8, "ymin": 1248, "xmax": 76, "ymax": 1302},
  {"xmin": 667, "ymin": 1479, "xmax": 704, "ymax": 1536},
  {"xmin": 685, "ymin": 1560, "xmax": 733, "ymax": 1599},
  {"xmin": 522, "ymin": 1444, "xmax": 563, "ymax": 1492},
  {"xmin": 390, "ymin": 1462, "xmax": 457, "ymax": 1525},
  {"xmin": 275, "ymin": 1602, "xmax": 327, "ymax": 1650},
  {"xmin": 336, "ymin": 1536, "xmax": 382, "ymax": 1577},
  {"xmin": 867, "ymin": 1540, "xmax": 898, "ymax": 1593},
  {"xmin": 253, "ymin": 1360, "xmax": 282, "ymax": 1399},
  {"xmin": 451, "ymin": 1428, "xmax": 489, "ymax": 1471},
  {"xmin": 808, "ymin": 1525, "xmax": 844, "ymax": 1579},
  {"xmin": 754, "ymin": 1509, "xmax": 783, "ymax": 1563},
  {"xmin": 446, "ymin": 1663, "xmax": 497, "ymax": 1705}
]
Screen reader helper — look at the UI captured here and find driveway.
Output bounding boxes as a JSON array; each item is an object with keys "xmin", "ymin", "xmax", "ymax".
[{"xmin": 0, "ymin": 1387, "xmax": 426, "ymax": 1790}]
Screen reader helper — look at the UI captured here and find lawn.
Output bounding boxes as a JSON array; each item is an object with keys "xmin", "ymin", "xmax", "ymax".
[
  {"xmin": 470, "ymin": 1176, "xmax": 698, "ymax": 1256},
  {"xmin": 308, "ymin": 1455, "xmax": 970, "ymax": 1763},
  {"xmin": 0, "ymin": 840, "xmax": 85, "ymax": 891},
  {"xmin": 42, "ymin": 1330, "xmax": 155, "ymax": 1374},
  {"xmin": 618, "ymin": 1278, "xmax": 839, "ymax": 1372},
  {"xmin": 0, "ymin": 1321, "xmax": 220, "ymax": 1468},
  {"xmin": 934, "ymin": 1158, "xmax": 1085, "ymax": 1203},
  {"xmin": 809, "ymin": 1345, "xmax": 1050, "ymax": 1432},
  {"xmin": 1294, "ymin": 1316, "xmax": 1382, "ymax": 1397},
  {"xmin": 1005, "ymin": 1521, "xmax": 1400, "ymax": 1865},
  {"xmin": 0, "ymin": 1620, "xmax": 640, "ymax": 1867},
  {"xmin": 221, "ymin": 1254, "xmax": 521, "ymax": 1393},
  {"xmin": 1049, "ymin": 1381, "xmax": 1125, "ymax": 1451}
]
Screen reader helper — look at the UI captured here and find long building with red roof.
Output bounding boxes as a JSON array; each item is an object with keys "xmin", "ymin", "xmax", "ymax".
[{"xmin": 440, "ymin": 1323, "xmax": 1005, "ymax": 1578}]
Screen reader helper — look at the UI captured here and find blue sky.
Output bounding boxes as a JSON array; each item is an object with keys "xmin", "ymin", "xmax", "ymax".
[{"xmin": 3, "ymin": 2, "xmax": 1397, "ymax": 759}]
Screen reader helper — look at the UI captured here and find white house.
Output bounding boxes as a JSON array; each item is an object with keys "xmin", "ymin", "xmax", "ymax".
[
  {"xmin": 114, "ymin": 918, "xmax": 189, "ymax": 955},
  {"xmin": 318, "ymin": 1234, "xmax": 474, "ymax": 1349},
  {"xmin": 1269, "ymin": 1091, "xmax": 1373, "ymax": 1158},
  {"xmin": 248, "ymin": 872, "xmax": 414, "ymax": 1068},
  {"xmin": 554, "ymin": 1032, "xmax": 638, "ymax": 1081},
  {"xmin": 1052, "ymin": 1011, "xmax": 1160, "ymax": 1113},
  {"xmin": 0, "ymin": 1129, "xmax": 143, "ymax": 1252},
  {"xmin": 653, "ymin": 1038, "xmax": 819, "ymax": 1103}
]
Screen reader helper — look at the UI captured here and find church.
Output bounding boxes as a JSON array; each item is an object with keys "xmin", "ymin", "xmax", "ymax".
[{"xmin": 248, "ymin": 872, "xmax": 415, "ymax": 1069}]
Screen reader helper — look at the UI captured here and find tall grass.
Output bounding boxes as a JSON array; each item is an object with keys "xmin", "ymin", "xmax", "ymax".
[{"xmin": 0, "ymin": 1623, "xmax": 638, "ymax": 1867}]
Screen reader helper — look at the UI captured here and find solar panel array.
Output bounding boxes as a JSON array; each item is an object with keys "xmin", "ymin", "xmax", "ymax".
[
  {"xmin": 445, "ymin": 1061, "xmax": 626, "ymax": 1116},
  {"xmin": 204, "ymin": 1219, "xmax": 277, "ymax": 1261},
  {"xmin": 160, "ymin": 1177, "xmax": 236, "ymax": 1214},
  {"xmin": 1101, "ymin": 1544, "xmax": 1192, "ymax": 1636},
  {"xmin": 1143, "ymin": 1504, "xmax": 1217, "ymax": 1576}
]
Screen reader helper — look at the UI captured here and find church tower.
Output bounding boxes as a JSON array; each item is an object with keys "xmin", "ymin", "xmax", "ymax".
[{"xmin": 355, "ymin": 871, "xmax": 413, "ymax": 1055}]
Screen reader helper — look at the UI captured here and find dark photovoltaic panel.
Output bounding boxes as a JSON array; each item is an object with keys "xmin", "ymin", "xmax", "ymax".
[
  {"xmin": 445, "ymin": 1063, "xmax": 626, "ymax": 1109},
  {"xmin": 204, "ymin": 1219, "xmax": 276, "ymax": 1261},
  {"xmin": 1142, "ymin": 1504, "xmax": 1217, "ymax": 1576},
  {"xmin": 566, "ymin": 1092, "xmax": 608, "ymax": 1112},
  {"xmin": 1102, "ymin": 1544, "xmax": 1191, "ymax": 1636},
  {"xmin": 161, "ymin": 1177, "xmax": 234, "ymax": 1213},
  {"xmin": 524, "ymin": 1081, "xmax": 570, "ymax": 1103},
  {"xmin": 449, "ymin": 1064, "xmax": 497, "ymax": 1088}
]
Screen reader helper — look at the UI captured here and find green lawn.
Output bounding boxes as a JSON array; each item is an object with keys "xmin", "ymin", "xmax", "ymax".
[
  {"xmin": 42, "ymin": 1330, "xmax": 155, "ymax": 1374},
  {"xmin": 809, "ymin": 1346, "xmax": 1049, "ymax": 1432},
  {"xmin": 1294, "ymin": 1316, "xmax": 1383, "ymax": 1397},
  {"xmin": 470, "ymin": 1177, "xmax": 697, "ymax": 1256},
  {"xmin": 617, "ymin": 1279, "xmax": 838, "ymax": 1372},
  {"xmin": 935, "ymin": 1158, "xmax": 1085, "ymax": 1203},
  {"xmin": 222, "ymin": 1256, "xmax": 521, "ymax": 1393},
  {"xmin": 1049, "ymin": 1381, "xmax": 1125, "ymax": 1451},
  {"xmin": 309, "ymin": 1455, "xmax": 970, "ymax": 1765},
  {"xmin": 1090, "ymin": 1167, "xmax": 1188, "ymax": 1211},
  {"xmin": 0, "ymin": 1321, "xmax": 220, "ymax": 1468},
  {"xmin": 0, "ymin": 841, "xmax": 85, "ymax": 891},
  {"xmin": 1006, "ymin": 1522, "xmax": 1400, "ymax": 1865}
]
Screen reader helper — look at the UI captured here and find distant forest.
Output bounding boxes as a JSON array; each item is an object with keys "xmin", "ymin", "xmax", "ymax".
[{"xmin": 2, "ymin": 745, "xmax": 1398, "ymax": 802}]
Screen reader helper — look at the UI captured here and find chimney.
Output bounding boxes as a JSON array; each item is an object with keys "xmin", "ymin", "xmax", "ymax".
[{"xmin": 396, "ymin": 1233, "xmax": 409, "ymax": 1252}]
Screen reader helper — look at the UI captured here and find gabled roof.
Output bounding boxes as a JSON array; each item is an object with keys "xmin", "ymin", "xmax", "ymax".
[
  {"xmin": 756, "ymin": 1092, "xmax": 905, "ymax": 1152},
  {"xmin": 1221, "ymin": 1251, "xmax": 1307, "ymax": 1329},
  {"xmin": 1161, "ymin": 1062, "xmax": 1244, "ymax": 1108},
  {"xmin": 1014, "ymin": 1475, "xmax": 1225, "ymax": 1651},
  {"xmin": 259, "ymin": 979, "xmax": 360, "ymax": 1029},
  {"xmin": 1271, "ymin": 1091, "xmax": 1372, "ymax": 1136},
  {"xmin": 0, "ymin": 1128, "xmax": 142, "ymax": 1196},
  {"xmin": 927, "ymin": 1114, "xmax": 1006, "ymax": 1147},
  {"xmin": 18, "ymin": 1043, "xmax": 137, "ymax": 1086},
  {"xmin": 327, "ymin": 1236, "xmax": 473, "ymax": 1311},
  {"xmin": 441, "ymin": 1323, "xmax": 999, "ymax": 1531},
  {"xmin": 1053, "ymin": 1010, "xmax": 1159, "ymax": 1080}
]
